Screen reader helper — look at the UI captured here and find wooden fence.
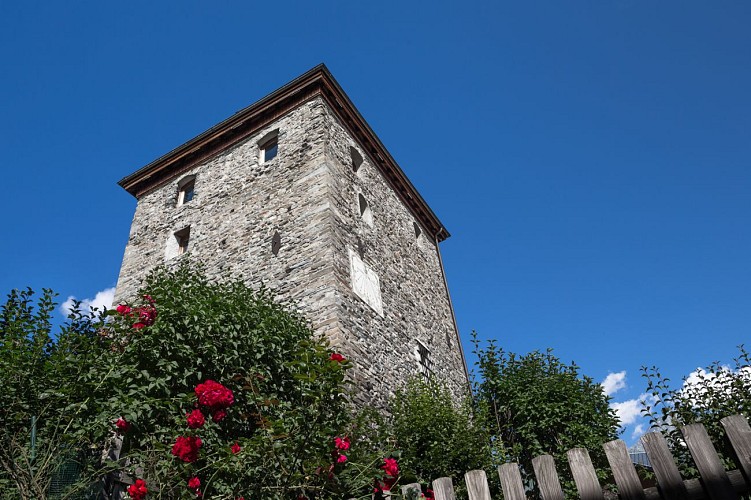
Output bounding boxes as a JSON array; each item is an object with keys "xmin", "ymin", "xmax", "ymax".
[{"xmin": 397, "ymin": 413, "xmax": 751, "ymax": 500}]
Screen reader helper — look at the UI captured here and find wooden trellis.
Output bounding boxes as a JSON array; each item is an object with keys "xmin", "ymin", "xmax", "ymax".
[{"xmin": 398, "ymin": 413, "xmax": 751, "ymax": 500}]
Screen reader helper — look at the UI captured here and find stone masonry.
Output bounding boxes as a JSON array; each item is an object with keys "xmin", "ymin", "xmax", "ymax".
[{"xmin": 114, "ymin": 65, "xmax": 469, "ymax": 406}]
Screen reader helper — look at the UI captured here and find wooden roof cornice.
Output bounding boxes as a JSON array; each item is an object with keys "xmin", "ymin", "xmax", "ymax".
[{"xmin": 118, "ymin": 64, "xmax": 450, "ymax": 242}]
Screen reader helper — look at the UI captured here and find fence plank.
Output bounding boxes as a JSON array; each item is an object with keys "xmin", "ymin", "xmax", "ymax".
[
  {"xmin": 433, "ymin": 477, "xmax": 458, "ymax": 500},
  {"xmin": 402, "ymin": 482, "xmax": 422, "ymax": 497},
  {"xmin": 465, "ymin": 469, "xmax": 492, "ymax": 500},
  {"xmin": 603, "ymin": 439, "xmax": 646, "ymax": 500},
  {"xmin": 643, "ymin": 470, "xmax": 750, "ymax": 500},
  {"xmin": 641, "ymin": 431, "xmax": 688, "ymax": 500},
  {"xmin": 567, "ymin": 448, "xmax": 604, "ymax": 500},
  {"xmin": 682, "ymin": 423, "xmax": 739, "ymax": 500},
  {"xmin": 532, "ymin": 454, "xmax": 565, "ymax": 500},
  {"xmin": 498, "ymin": 463, "xmax": 525, "ymax": 500},
  {"xmin": 721, "ymin": 414, "xmax": 751, "ymax": 482}
]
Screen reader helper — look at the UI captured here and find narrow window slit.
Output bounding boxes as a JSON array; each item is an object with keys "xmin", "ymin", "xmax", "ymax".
[
  {"xmin": 350, "ymin": 146, "xmax": 363, "ymax": 173},
  {"xmin": 271, "ymin": 231, "xmax": 282, "ymax": 256},
  {"xmin": 175, "ymin": 227, "xmax": 191, "ymax": 255},
  {"xmin": 358, "ymin": 193, "xmax": 373, "ymax": 226}
]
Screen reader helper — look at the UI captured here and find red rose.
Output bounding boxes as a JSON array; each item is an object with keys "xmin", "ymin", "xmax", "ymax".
[
  {"xmin": 336, "ymin": 453, "xmax": 347, "ymax": 464},
  {"xmin": 379, "ymin": 457, "xmax": 399, "ymax": 489},
  {"xmin": 127, "ymin": 478, "xmax": 148, "ymax": 500},
  {"xmin": 186, "ymin": 409, "xmax": 205, "ymax": 429},
  {"xmin": 115, "ymin": 418, "xmax": 130, "ymax": 434},
  {"xmin": 134, "ymin": 305, "xmax": 157, "ymax": 327},
  {"xmin": 212, "ymin": 409, "xmax": 227, "ymax": 422},
  {"xmin": 423, "ymin": 488, "xmax": 435, "ymax": 500},
  {"xmin": 382, "ymin": 457, "xmax": 399, "ymax": 477},
  {"xmin": 231, "ymin": 442, "xmax": 241, "ymax": 454},
  {"xmin": 195, "ymin": 380, "xmax": 234, "ymax": 410},
  {"xmin": 143, "ymin": 294, "xmax": 155, "ymax": 304},
  {"xmin": 187, "ymin": 476, "xmax": 201, "ymax": 491},
  {"xmin": 132, "ymin": 322, "xmax": 146, "ymax": 330},
  {"xmin": 334, "ymin": 436, "xmax": 350, "ymax": 450},
  {"xmin": 116, "ymin": 304, "xmax": 132, "ymax": 315},
  {"xmin": 329, "ymin": 353, "xmax": 345, "ymax": 362},
  {"xmin": 171, "ymin": 436, "xmax": 202, "ymax": 463}
]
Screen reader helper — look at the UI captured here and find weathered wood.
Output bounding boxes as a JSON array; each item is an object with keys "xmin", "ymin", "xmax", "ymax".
[
  {"xmin": 432, "ymin": 477, "xmax": 457, "ymax": 500},
  {"xmin": 532, "ymin": 454, "xmax": 565, "ymax": 500},
  {"xmin": 641, "ymin": 431, "xmax": 688, "ymax": 500},
  {"xmin": 402, "ymin": 482, "xmax": 422, "ymax": 497},
  {"xmin": 498, "ymin": 463, "xmax": 525, "ymax": 500},
  {"xmin": 643, "ymin": 469, "xmax": 749, "ymax": 500},
  {"xmin": 603, "ymin": 439, "xmax": 646, "ymax": 500},
  {"xmin": 465, "ymin": 469, "xmax": 492, "ymax": 500},
  {"xmin": 726, "ymin": 469, "xmax": 751, "ymax": 497},
  {"xmin": 722, "ymin": 414, "xmax": 751, "ymax": 482},
  {"xmin": 412, "ymin": 415, "xmax": 751, "ymax": 500},
  {"xmin": 567, "ymin": 448, "xmax": 604, "ymax": 500},
  {"xmin": 682, "ymin": 423, "xmax": 739, "ymax": 500}
]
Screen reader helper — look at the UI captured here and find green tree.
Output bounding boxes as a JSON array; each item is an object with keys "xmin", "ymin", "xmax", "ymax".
[
  {"xmin": 472, "ymin": 335, "xmax": 619, "ymax": 498},
  {"xmin": 641, "ymin": 345, "xmax": 751, "ymax": 479},
  {"xmin": 0, "ymin": 288, "xmax": 108, "ymax": 499}
]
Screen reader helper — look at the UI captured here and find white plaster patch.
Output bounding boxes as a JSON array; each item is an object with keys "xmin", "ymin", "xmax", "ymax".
[
  {"xmin": 348, "ymin": 248, "xmax": 383, "ymax": 316},
  {"xmin": 165, "ymin": 232, "xmax": 179, "ymax": 260}
]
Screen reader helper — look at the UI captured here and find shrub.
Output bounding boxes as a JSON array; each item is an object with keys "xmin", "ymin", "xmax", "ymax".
[
  {"xmin": 0, "ymin": 264, "xmax": 369, "ymax": 499},
  {"xmin": 390, "ymin": 378, "xmax": 495, "ymax": 499},
  {"xmin": 642, "ymin": 345, "xmax": 751, "ymax": 479},
  {"xmin": 472, "ymin": 335, "xmax": 619, "ymax": 498},
  {"xmin": 92, "ymin": 262, "xmax": 354, "ymax": 498}
]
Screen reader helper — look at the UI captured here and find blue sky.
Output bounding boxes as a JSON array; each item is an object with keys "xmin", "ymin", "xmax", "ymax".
[{"xmin": 2, "ymin": 1, "xmax": 749, "ymax": 445}]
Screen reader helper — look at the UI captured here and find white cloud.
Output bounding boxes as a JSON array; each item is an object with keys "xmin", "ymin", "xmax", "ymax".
[
  {"xmin": 611, "ymin": 398, "xmax": 643, "ymax": 426},
  {"xmin": 631, "ymin": 424, "xmax": 645, "ymax": 441},
  {"xmin": 610, "ymin": 393, "xmax": 656, "ymax": 427},
  {"xmin": 60, "ymin": 287, "xmax": 116, "ymax": 316},
  {"xmin": 680, "ymin": 366, "xmax": 751, "ymax": 407},
  {"xmin": 601, "ymin": 371, "xmax": 627, "ymax": 396}
]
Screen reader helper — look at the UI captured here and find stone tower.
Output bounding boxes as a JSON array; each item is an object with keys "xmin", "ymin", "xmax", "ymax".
[{"xmin": 114, "ymin": 65, "xmax": 469, "ymax": 405}]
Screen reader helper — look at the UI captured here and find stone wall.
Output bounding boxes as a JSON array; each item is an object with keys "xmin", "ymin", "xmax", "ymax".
[
  {"xmin": 114, "ymin": 95, "xmax": 469, "ymax": 407},
  {"xmin": 114, "ymin": 98, "xmax": 341, "ymax": 338},
  {"xmin": 322, "ymin": 106, "xmax": 469, "ymax": 405}
]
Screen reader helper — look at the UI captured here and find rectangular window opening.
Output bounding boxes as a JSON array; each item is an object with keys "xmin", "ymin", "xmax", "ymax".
[
  {"xmin": 261, "ymin": 137, "xmax": 278, "ymax": 163},
  {"xmin": 175, "ymin": 227, "xmax": 191, "ymax": 255},
  {"xmin": 178, "ymin": 179, "xmax": 195, "ymax": 206},
  {"xmin": 416, "ymin": 341, "xmax": 433, "ymax": 380}
]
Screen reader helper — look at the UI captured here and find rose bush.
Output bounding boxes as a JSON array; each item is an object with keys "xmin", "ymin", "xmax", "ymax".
[
  {"xmin": 95, "ymin": 263, "xmax": 358, "ymax": 498},
  {"xmin": 1, "ymin": 266, "xmax": 477, "ymax": 499}
]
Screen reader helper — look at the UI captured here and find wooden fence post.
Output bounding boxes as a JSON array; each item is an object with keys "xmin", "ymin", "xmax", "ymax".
[
  {"xmin": 532, "ymin": 454, "xmax": 565, "ymax": 500},
  {"xmin": 682, "ymin": 423, "xmax": 739, "ymax": 500},
  {"xmin": 721, "ymin": 415, "xmax": 751, "ymax": 483},
  {"xmin": 498, "ymin": 463, "xmax": 526, "ymax": 500},
  {"xmin": 432, "ymin": 477, "xmax": 457, "ymax": 500},
  {"xmin": 567, "ymin": 448, "xmax": 604, "ymax": 500},
  {"xmin": 603, "ymin": 439, "xmax": 646, "ymax": 500},
  {"xmin": 641, "ymin": 431, "xmax": 688, "ymax": 500},
  {"xmin": 401, "ymin": 482, "xmax": 422, "ymax": 498},
  {"xmin": 465, "ymin": 469, "xmax": 492, "ymax": 500}
]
